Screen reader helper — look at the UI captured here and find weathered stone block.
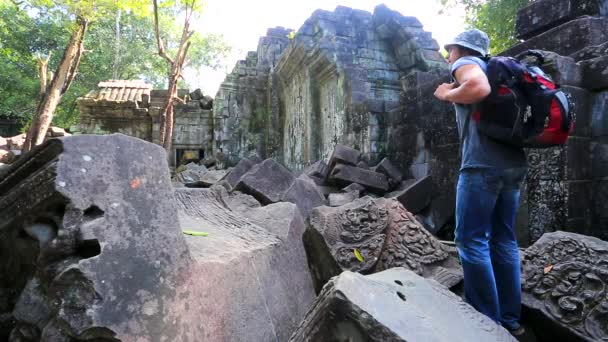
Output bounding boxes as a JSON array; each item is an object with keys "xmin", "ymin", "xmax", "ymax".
[
  {"xmin": 592, "ymin": 91, "xmax": 608, "ymax": 137},
  {"xmin": 328, "ymin": 191, "xmax": 360, "ymax": 207},
  {"xmin": 330, "ymin": 164, "xmax": 389, "ymax": 193},
  {"xmin": 372, "ymin": 157, "xmax": 403, "ymax": 186},
  {"xmin": 302, "ymin": 160, "xmax": 328, "ymax": 179},
  {"xmin": 184, "ymin": 170, "xmax": 228, "ymax": 188},
  {"xmin": 565, "ymin": 137, "xmax": 592, "ymax": 180},
  {"xmin": 515, "ymin": 0, "xmax": 608, "ymax": 39},
  {"xmin": 565, "ymin": 180, "xmax": 593, "ymax": 222},
  {"xmin": 341, "ymin": 182, "xmax": 366, "ymax": 193},
  {"xmin": 580, "ymin": 55, "xmax": 608, "ymax": 90},
  {"xmin": 222, "ymin": 157, "xmax": 257, "ymax": 189},
  {"xmin": 289, "ymin": 268, "xmax": 515, "ymax": 342},
  {"xmin": 235, "ymin": 158, "xmax": 296, "ymax": 204},
  {"xmin": 282, "ymin": 174, "xmax": 326, "ymax": 218},
  {"xmin": 417, "ymin": 194, "xmax": 455, "ymax": 235},
  {"xmin": 0, "ymin": 134, "xmax": 191, "ymax": 341},
  {"xmin": 504, "ymin": 17, "xmax": 608, "ymax": 57},
  {"xmin": 175, "ymin": 188, "xmax": 315, "ymax": 341},
  {"xmin": 570, "ymin": 41, "xmax": 608, "ymax": 61},
  {"xmin": 521, "ymin": 231, "xmax": 608, "ymax": 341},
  {"xmin": 384, "ymin": 175, "xmax": 433, "ymax": 214},
  {"xmin": 592, "ymin": 142, "xmax": 608, "ymax": 179},
  {"xmin": 325, "ymin": 144, "xmax": 361, "ymax": 175},
  {"xmin": 304, "ymin": 197, "xmax": 462, "ymax": 293}
]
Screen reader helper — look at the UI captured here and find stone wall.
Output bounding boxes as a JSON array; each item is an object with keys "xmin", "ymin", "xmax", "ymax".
[
  {"xmin": 76, "ymin": 81, "xmax": 214, "ymax": 166},
  {"xmin": 212, "ymin": 28, "xmax": 292, "ymax": 166},
  {"xmin": 505, "ymin": 0, "xmax": 608, "ymax": 243},
  {"xmin": 213, "ymin": 5, "xmax": 446, "ymax": 170}
]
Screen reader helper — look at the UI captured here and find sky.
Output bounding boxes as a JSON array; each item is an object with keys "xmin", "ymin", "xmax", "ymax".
[{"xmin": 189, "ymin": 0, "xmax": 466, "ymax": 96}]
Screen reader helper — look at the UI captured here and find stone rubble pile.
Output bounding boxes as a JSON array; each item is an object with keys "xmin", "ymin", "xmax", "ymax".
[{"xmin": 174, "ymin": 143, "xmax": 453, "ymax": 236}]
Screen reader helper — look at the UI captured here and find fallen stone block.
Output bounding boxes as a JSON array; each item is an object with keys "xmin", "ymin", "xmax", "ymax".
[
  {"xmin": 175, "ymin": 188, "xmax": 315, "ymax": 341},
  {"xmin": 302, "ymin": 160, "xmax": 328, "ymax": 180},
  {"xmin": 330, "ymin": 164, "xmax": 389, "ymax": 193},
  {"xmin": 316, "ymin": 185, "xmax": 340, "ymax": 198},
  {"xmin": 184, "ymin": 169, "xmax": 228, "ymax": 188},
  {"xmin": 282, "ymin": 174, "xmax": 326, "ymax": 218},
  {"xmin": 417, "ymin": 194, "xmax": 454, "ymax": 235},
  {"xmin": 0, "ymin": 134, "xmax": 191, "ymax": 341},
  {"xmin": 189, "ymin": 88, "xmax": 204, "ymax": 100},
  {"xmin": 234, "ymin": 158, "xmax": 296, "ymax": 205},
  {"xmin": 515, "ymin": 0, "xmax": 607, "ymax": 39},
  {"xmin": 175, "ymin": 162, "xmax": 208, "ymax": 184},
  {"xmin": 325, "ymin": 144, "xmax": 361, "ymax": 178},
  {"xmin": 341, "ymin": 182, "xmax": 366, "ymax": 194},
  {"xmin": 372, "ymin": 157, "xmax": 403, "ymax": 186},
  {"xmin": 580, "ymin": 55, "xmax": 608, "ymax": 91},
  {"xmin": 307, "ymin": 174, "xmax": 324, "ymax": 185},
  {"xmin": 328, "ymin": 191, "xmax": 359, "ymax": 207},
  {"xmin": 521, "ymin": 231, "xmax": 608, "ymax": 342},
  {"xmin": 221, "ymin": 157, "xmax": 257, "ymax": 189},
  {"xmin": 289, "ymin": 268, "xmax": 515, "ymax": 342},
  {"xmin": 356, "ymin": 160, "xmax": 370, "ymax": 169},
  {"xmin": 384, "ymin": 175, "xmax": 432, "ymax": 214},
  {"xmin": 200, "ymin": 95, "xmax": 213, "ymax": 110},
  {"xmin": 304, "ymin": 197, "xmax": 462, "ymax": 293}
]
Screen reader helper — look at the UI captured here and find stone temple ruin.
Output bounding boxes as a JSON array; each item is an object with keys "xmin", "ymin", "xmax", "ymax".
[{"xmin": 0, "ymin": 1, "xmax": 608, "ymax": 341}]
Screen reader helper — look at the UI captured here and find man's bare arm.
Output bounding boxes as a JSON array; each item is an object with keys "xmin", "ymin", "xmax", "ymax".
[{"xmin": 434, "ymin": 64, "xmax": 491, "ymax": 104}]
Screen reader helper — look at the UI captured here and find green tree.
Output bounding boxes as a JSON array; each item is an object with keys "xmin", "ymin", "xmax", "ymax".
[
  {"xmin": 439, "ymin": 0, "xmax": 531, "ymax": 54},
  {"xmin": 0, "ymin": 0, "xmax": 229, "ymax": 145}
]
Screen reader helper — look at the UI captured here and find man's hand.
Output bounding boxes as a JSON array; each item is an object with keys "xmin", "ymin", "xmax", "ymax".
[{"xmin": 434, "ymin": 82, "xmax": 455, "ymax": 102}]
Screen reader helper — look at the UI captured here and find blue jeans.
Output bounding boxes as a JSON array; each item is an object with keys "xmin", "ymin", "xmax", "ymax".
[{"xmin": 455, "ymin": 167, "xmax": 527, "ymax": 330}]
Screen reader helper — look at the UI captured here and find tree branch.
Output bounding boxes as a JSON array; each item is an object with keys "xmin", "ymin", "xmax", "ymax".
[{"xmin": 153, "ymin": 0, "xmax": 174, "ymax": 65}]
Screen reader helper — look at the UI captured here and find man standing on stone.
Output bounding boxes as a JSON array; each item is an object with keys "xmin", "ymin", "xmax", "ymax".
[{"xmin": 433, "ymin": 29, "xmax": 528, "ymax": 338}]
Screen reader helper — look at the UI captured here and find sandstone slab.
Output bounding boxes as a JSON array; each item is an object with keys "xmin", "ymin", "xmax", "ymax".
[
  {"xmin": 289, "ymin": 268, "xmax": 515, "ymax": 342},
  {"xmin": 175, "ymin": 188, "xmax": 315, "ymax": 341},
  {"xmin": 330, "ymin": 164, "xmax": 389, "ymax": 193},
  {"xmin": 372, "ymin": 157, "xmax": 403, "ymax": 187},
  {"xmin": 328, "ymin": 191, "xmax": 359, "ymax": 207},
  {"xmin": 234, "ymin": 158, "xmax": 296, "ymax": 204},
  {"xmin": 384, "ymin": 175, "xmax": 432, "ymax": 214},
  {"xmin": 282, "ymin": 174, "xmax": 326, "ymax": 218},
  {"xmin": 325, "ymin": 144, "xmax": 361, "ymax": 177},
  {"xmin": 222, "ymin": 157, "xmax": 257, "ymax": 189}
]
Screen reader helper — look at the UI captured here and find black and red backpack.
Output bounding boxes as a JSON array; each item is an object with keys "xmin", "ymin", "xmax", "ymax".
[{"xmin": 474, "ymin": 50, "xmax": 574, "ymax": 148}]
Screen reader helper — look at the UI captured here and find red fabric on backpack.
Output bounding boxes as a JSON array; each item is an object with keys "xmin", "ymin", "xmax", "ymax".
[{"xmin": 530, "ymin": 98, "xmax": 571, "ymax": 145}]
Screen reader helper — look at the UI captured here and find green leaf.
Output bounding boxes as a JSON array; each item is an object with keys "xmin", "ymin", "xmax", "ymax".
[
  {"xmin": 353, "ymin": 248, "xmax": 364, "ymax": 262},
  {"xmin": 182, "ymin": 230, "xmax": 209, "ymax": 236}
]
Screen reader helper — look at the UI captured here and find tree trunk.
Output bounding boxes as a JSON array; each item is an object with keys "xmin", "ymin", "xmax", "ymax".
[
  {"xmin": 23, "ymin": 17, "xmax": 88, "ymax": 152},
  {"xmin": 153, "ymin": 0, "xmax": 194, "ymax": 156}
]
